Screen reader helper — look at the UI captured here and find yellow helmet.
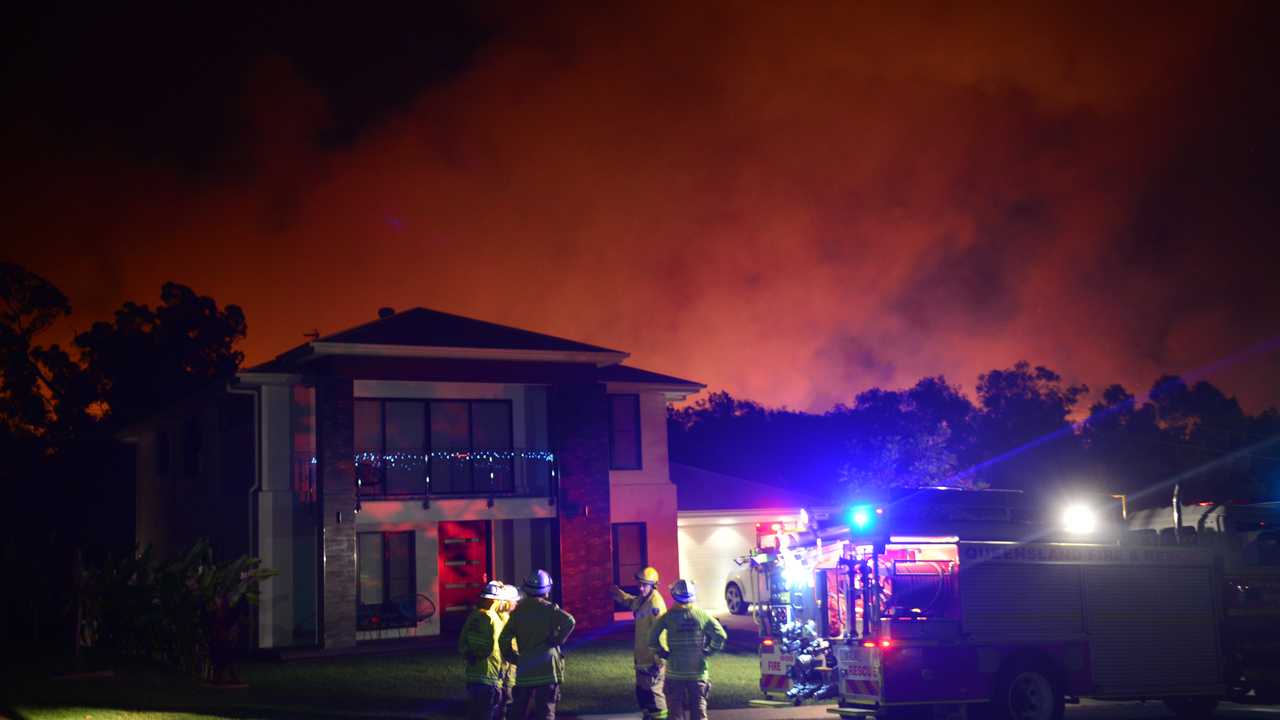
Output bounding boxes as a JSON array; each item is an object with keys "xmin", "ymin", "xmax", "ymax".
[{"xmin": 635, "ymin": 566, "xmax": 660, "ymax": 584}]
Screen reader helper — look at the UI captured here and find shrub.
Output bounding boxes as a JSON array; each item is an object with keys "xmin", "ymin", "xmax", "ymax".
[{"xmin": 79, "ymin": 539, "xmax": 276, "ymax": 683}]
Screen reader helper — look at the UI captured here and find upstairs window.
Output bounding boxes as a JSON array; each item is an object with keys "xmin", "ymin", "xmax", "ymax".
[
  {"xmin": 429, "ymin": 400, "xmax": 513, "ymax": 494},
  {"xmin": 609, "ymin": 394, "xmax": 642, "ymax": 470},
  {"xmin": 354, "ymin": 398, "xmax": 514, "ymax": 496}
]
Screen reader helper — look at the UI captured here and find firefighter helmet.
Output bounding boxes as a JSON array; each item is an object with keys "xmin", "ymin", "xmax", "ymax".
[
  {"xmin": 480, "ymin": 581, "xmax": 505, "ymax": 600},
  {"xmin": 524, "ymin": 569, "xmax": 554, "ymax": 595},
  {"xmin": 669, "ymin": 578, "xmax": 696, "ymax": 603},
  {"xmin": 635, "ymin": 566, "xmax": 660, "ymax": 585},
  {"xmin": 499, "ymin": 584, "xmax": 521, "ymax": 603}
]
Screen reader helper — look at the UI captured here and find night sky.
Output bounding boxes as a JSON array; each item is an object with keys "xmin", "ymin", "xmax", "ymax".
[{"xmin": 4, "ymin": 2, "xmax": 1279, "ymax": 411}]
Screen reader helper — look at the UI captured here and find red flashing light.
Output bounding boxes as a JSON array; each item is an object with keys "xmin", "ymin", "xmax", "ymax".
[
  {"xmin": 862, "ymin": 641, "xmax": 876, "ymax": 648},
  {"xmin": 880, "ymin": 639, "xmax": 892, "ymax": 648},
  {"xmin": 1198, "ymin": 501, "xmax": 1213, "ymax": 506},
  {"xmin": 762, "ymin": 638, "xmax": 774, "ymax": 647}
]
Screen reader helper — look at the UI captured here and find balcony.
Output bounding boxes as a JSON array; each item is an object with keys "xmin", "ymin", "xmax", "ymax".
[{"xmin": 354, "ymin": 449, "xmax": 557, "ymax": 500}]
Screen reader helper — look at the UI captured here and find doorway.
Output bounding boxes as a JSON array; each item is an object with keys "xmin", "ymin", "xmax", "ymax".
[{"xmin": 438, "ymin": 520, "xmax": 491, "ymax": 627}]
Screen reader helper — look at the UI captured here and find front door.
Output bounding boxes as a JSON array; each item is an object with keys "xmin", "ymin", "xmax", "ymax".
[{"xmin": 439, "ymin": 520, "xmax": 491, "ymax": 621}]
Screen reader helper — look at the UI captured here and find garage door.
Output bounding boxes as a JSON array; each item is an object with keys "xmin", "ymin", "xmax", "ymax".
[{"xmin": 679, "ymin": 522, "xmax": 756, "ymax": 612}]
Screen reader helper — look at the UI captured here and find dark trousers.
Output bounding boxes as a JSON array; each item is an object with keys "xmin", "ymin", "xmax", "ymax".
[
  {"xmin": 510, "ymin": 683, "xmax": 560, "ymax": 720},
  {"xmin": 466, "ymin": 682, "xmax": 503, "ymax": 720},
  {"xmin": 664, "ymin": 678, "xmax": 710, "ymax": 720},
  {"xmin": 636, "ymin": 665, "xmax": 668, "ymax": 718}
]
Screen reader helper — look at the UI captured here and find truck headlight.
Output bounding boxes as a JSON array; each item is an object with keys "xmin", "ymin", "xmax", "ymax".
[{"xmin": 1062, "ymin": 504, "xmax": 1097, "ymax": 535}]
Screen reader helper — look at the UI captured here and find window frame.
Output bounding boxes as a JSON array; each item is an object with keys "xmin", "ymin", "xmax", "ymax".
[
  {"xmin": 612, "ymin": 521, "xmax": 648, "ymax": 595},
  {"xmin": 356, "ymin": 530, "xmax": 417, "ymax": 630},
  {"xmin": 608, "ymin": 394, "xmax": 643, "ymax": 470},
  {"xmin": 354, "ymin": 397, "xmax": 516, "ymax": 497}
]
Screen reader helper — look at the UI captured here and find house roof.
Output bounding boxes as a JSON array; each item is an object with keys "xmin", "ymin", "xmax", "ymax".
[
  {"xmin": 318, "ymin": 307, "xmax": 623, "ymax": 354},
  {"xmin": 671, "ymin": 462, "xmax": 819, "ymax": 512},
  {"xmin": 241, "ymin": 307, "xmax": 704, "ymax": 390},
  {"xmin": 596, "ymin": 364, "xmax": 702, "ymax": 388}
]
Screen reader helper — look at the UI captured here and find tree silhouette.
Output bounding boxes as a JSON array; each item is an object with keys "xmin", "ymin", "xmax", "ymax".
[
  {"xmin": 72, "ymin": 283, "xmax": 246, "ymax": 428},
  {"xmin": 966, "ymin": 362, "xmax": 1087, "ymax": 494},
  {"xmin": 839, "ymin": 376, "xmax": 975, "ymax": 492}
]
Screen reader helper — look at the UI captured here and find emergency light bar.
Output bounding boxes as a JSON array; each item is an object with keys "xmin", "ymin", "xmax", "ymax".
[{"xmin": 847, "ymin": 504, "xmax": 884, "ymax": 530}]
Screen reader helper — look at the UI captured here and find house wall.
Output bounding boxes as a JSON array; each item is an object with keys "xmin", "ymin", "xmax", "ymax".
[
  {"xmin": 251, "ymin": 375, "xmax": 655, "ymax": 647},
  {"xmin": 552, "ymin": 382, "xmax": 615, "ymax": 632},
  {"xmin": 317, "ymin": 377, "xmax": 358, "ymax": 650},
  {"xmin": 257, "ymin": 384, "xmax": 303, "ymax": 649},
  {"xmin": 132, "ymin": 395, "xmax": 253, "ymax": 563},
  {"xmin": 255, "ymin": 380, "xmax": 563, "ymax": 645},
  {"xmin": 608, "ymin": 389, "xmax": 679, "ymax": 596}
]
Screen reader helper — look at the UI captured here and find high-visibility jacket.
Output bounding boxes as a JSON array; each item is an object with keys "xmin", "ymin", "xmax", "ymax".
[
  {"xmin": 647, "ymin": 603, "xmax": 727, "ymax": 681},
  {"xmin": 498, "ymin": 597, "xmax": 576, "ymax": 687},
  {"xmin": 458, "ymin": 605, "xmax": 505, "ymax": 686},
  {"xmin": 497, "ymin": 611, "xmax": 517, "ymax": 688},
  {"xmin": 614, "ymin": 587, "xmax": 668, "ymax": 668}
]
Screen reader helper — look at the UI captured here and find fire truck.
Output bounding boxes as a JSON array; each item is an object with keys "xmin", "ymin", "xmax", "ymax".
[
  {"xmin": 1127, "ymin": 495, "xmax": 1280, "ymax": 702},
  {"xmin": 743, "ymin": 488, "xmax": 1261, "ymax": 720}
]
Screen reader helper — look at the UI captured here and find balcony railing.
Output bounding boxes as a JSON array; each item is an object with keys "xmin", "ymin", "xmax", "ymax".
[{"xmin": 354, "ymin": 449, "xmax": 557, "ymax": 500}]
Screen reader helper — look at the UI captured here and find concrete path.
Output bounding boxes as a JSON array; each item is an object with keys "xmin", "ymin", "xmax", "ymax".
[{"xmin": 572, "ymin": 704, "xmax": 834, "ymax": 720}]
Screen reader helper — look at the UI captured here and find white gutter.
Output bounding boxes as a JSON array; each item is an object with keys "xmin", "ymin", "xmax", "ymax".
[{"xmin": 309, "ymin": 341, "xmax": 628, "ymax": 367}]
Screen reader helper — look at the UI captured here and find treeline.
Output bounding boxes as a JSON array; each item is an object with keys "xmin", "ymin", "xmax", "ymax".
[
  {"xmin": 668, "ymin": 364, "xmax": 1280, "ymax": 510},
  {"xmin": 1, "ymin": 263, "xmax": 245, "ymax": 658}
]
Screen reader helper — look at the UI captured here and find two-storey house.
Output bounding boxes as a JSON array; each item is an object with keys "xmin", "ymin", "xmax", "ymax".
[{"xmin": 127, "ymin": 307, "xmax": 701, "ymax": 650}]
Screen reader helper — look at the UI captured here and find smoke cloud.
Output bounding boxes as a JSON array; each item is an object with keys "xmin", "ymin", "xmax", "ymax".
[{"xmin": 6, "ymin": 2, "xmax": 1279, "ymax": 411}]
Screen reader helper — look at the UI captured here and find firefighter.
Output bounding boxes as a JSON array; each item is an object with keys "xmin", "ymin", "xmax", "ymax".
[
  {"xmin": 611, "ymin": 566, "xmax": 669, "ymax": 719},
  {"xmin": 458, "ymin": 580, "xmax": 509, "ymax": 720},
  {"xmin": 498, "ymin": 584, "xmax": 521, "ymax": 717},
  {"xmin": 499, "ymin": 569, "xmax": 576, "ymax": 720},
  {"xmin": 647, "ymin": 579, "xmax": 726, "ymax": 720}
]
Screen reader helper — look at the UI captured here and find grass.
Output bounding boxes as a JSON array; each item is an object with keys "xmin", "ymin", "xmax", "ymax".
[{"xmin": 3, "ymin": 625, "xmax": 768, "ymax": 719}]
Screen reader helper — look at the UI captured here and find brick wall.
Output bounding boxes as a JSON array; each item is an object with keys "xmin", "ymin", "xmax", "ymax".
[
  {"xmin": 550, "ymin": 382, "xmax": 614, "ymax": 632},
  {"xmin": 317, "ymin": 377, "xmax": 357, "ymax": 649}
]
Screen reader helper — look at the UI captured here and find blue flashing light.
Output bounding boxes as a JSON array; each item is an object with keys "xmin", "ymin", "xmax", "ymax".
[{"xmin": 849, "ymin": 504, "xmax": 874, "ymax": 530}]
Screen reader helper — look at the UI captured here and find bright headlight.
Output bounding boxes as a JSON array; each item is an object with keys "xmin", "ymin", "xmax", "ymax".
[{"xmin": 1062, "ymin": 504, "xmax": 1097, "ymax": 535}]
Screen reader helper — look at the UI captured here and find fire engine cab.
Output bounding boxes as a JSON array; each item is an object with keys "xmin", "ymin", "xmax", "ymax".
[{"xmin": 742, "ymin": 488, "xmax": 1257, "ymax": 720}]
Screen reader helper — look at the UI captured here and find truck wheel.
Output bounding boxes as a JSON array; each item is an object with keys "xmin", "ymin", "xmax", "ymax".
[
  {"xmin": 992, "ymin": 664, "xmax": 1064, "ymax": 720},
  {"xmin": 725, "ymin": 583, "xmax": 747, "ymax": 615},
  {"xmin": 1164, "ymin": 696, "xmax": 1219, "ymax": 718}
]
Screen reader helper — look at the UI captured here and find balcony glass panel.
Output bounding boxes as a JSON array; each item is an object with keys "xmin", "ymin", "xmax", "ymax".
[
  {"xmin": 354, "ymin": 400, "xmax": 383, "ymax": 497},
  {"xmin": 385, "ymin": 400, "xmax": 426, "ymax": 495}
]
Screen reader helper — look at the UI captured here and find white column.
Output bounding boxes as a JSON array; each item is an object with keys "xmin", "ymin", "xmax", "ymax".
[{"xmin": 257, "ymin": 384, "xmax": 295, "ymax": 648}]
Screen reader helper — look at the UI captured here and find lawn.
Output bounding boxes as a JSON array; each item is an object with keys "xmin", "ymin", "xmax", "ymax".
[{"xmin": 3, "ymin": 626, "xmax": 769, "ymax": 719}]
